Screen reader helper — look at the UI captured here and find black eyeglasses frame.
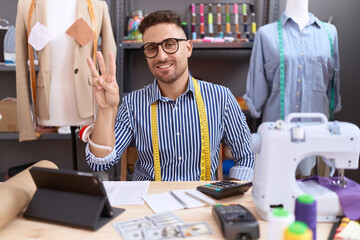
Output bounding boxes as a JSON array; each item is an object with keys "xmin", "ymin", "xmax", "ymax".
[{"xmin": 141, "ymin": 38, "xmax": 187, "ymax": 58}]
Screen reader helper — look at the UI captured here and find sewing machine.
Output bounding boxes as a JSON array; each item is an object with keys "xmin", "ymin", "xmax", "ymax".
[{"xmin": 251, "ymin": 113, "xmax": 360, "ymax": 222}]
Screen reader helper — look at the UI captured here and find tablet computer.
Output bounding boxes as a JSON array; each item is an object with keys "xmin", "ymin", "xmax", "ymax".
[{"xmin": 24, "ymin": 167, "xmax": 125, "ymax": 230}]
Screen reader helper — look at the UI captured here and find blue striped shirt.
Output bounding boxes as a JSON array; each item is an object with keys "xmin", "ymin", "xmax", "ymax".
[
  {"xmin": 244, "ymin": 12, "xmax": 341, "ymax": 122},
  {"xmin": 86, "ymin": 74, "xmax": 254, "ymax": 181}
]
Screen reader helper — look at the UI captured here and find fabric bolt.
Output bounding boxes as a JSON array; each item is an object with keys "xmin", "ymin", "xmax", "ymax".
[
  {"xmin": 86, "ymin": 74, "xmax": 254, "ymax": 181},
  {"xmin": 244, "ymin": 12, "xmax": 341, "ymax": 122},
  {"xmin": 302, "ymin": 176, "xmax": 360, "ymax": 221}
]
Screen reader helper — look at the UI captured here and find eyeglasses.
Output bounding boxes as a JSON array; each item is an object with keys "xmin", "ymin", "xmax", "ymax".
[{"xmin": 141, "ymin": 38, "xmax": 187, "ymax": 58}]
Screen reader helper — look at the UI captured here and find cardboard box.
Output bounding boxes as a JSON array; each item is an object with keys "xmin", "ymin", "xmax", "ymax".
[{"xmin": 0, "ymin": 97, "xmax": 18, "ymax": 132}]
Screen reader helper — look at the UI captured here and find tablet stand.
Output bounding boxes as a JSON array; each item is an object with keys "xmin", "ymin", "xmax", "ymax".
[{"xmin": 24, "ymin": 188, "xmax": 125, "ymax": 230}]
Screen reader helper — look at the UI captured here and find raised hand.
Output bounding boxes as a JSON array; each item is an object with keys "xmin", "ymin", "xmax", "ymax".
[{"xmin": 87, "ymin": 51, "xmax": 119, "ymax": 110}]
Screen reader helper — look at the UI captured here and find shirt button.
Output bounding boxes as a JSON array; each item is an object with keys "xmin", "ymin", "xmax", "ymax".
[
  {"xmin": 296, "ymin": 92, "xmax": 300, "ymax": 96},
  {"xmin": 176, "ymin": 132, "xmax": 180, "ymax": 136},
  {"xmin": 74, "ymin": 68, "xmax": 79, "ymax": 74},
  {"xmin": 174, "ymin": 107, "xmax": 178, "ymax": 110},
  {"xmin": 298, "ymin": 65, "xmax": 302, "ymax": 69},
  {"xmin": 178, "ymin": 156, "xmax": 182, "ymax": 160},
  {"xmin": 300, "ymin": 52, "xmax": 303, "ymax": 56},
  {"xmin": 297, "ymin": 78, "xmax": 301, "ymax": 82},
  {"xmin": 296, "ymin": 105, "xmax": 299, "ymax": 109}
]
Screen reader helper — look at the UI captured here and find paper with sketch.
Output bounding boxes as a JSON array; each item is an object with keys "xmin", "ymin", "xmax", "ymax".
[
  {"xmin": 142, "ymin": 189, "xmax": 210, "ymax": 214},
  {"xmin": 103, "ymin": 181, "xmax": 150, "ymax": 206}
]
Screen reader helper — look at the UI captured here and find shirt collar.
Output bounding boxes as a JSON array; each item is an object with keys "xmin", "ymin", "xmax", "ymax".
[
  {"xmin": 149, "ymin": 72, "xmax": 195, "ymax": 106},
  {"xmin": 280, "ymin": 11, "xmax": 321, "ymax": 28}
]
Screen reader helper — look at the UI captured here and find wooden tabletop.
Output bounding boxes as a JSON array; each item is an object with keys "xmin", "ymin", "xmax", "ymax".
[{"xmin": 0, "ymin": 181, "xmax": 332, "ymax": 239}]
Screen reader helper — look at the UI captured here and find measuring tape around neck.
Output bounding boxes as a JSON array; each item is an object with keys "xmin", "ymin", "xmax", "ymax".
[
  {"xmin": 27, "ymin": 0, "xmax": 98, "ymax": 113},
  {"xmin": 151, "ymin": 77, "xmax": 211, "ymax": 181},
  {"xmin": 277, "ymin": 18, "xmax": 335, "ymax": 120}
]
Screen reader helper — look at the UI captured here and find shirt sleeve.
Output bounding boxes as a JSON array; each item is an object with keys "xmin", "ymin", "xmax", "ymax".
[
  {"xmin": 328, "ymin": 23, "xmax": 341, "ymax": 113},
  {"xmin": 243, "ymin": 28, "xmax": 269, "ymax": 119},
  {"xmin": 85, "ymin": 100, "xmax": 134, "ymax": 172},
  {"xmin": 223, "ymin": 89, "xmax": 255, "ymax": 181}
]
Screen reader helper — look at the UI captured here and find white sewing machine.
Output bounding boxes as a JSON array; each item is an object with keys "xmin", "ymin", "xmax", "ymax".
[{"xmin": 251, "ymin": 113, "xmax": 360, "ymax": 222}]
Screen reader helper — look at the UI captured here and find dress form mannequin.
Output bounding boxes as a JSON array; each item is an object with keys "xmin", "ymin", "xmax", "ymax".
[
  {"xmin": 243, "ymin": 0, "xmax": 341, "ymax": 176},
  {"xmin": 284, "ymin": 0, "xmax": 310, "ymax": 31},
  {"xmin": 15, "ymin": 0, "xmax": 116, "ymax": 141},
  {"xmin": 38, "ymin": 0, "xmax": 93, "ymax": 127}
]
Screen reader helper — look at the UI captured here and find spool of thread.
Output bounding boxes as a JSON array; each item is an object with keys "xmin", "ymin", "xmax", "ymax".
[
  {"xmin": 181, "ymin": 22, "xmax": 189, "ymax": 39},
  {"xmin": 284, "ymin": 221, "xmax": 313, "ymax": 240},
  {"xmin": 295, "ymin": 194, "xmax": 317, "ymax": 240},
  {"xmin": 268, "ymin": 208, "xmax": 295, "ymax": 240}
]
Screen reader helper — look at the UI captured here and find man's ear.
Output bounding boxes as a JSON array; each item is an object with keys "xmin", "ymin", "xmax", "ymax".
[{"xmin": 186, "ymin": 40, "xmax": 193, "ymax": 58}]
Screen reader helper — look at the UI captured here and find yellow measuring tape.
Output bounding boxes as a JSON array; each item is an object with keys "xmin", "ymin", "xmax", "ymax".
[
  {"xmin": 151, "ymin": 77, "xmax": 211, "ymax": 181},
  {"xmin": 86, "ymin": 0, "xmax": 98, "ymax": 64},
  {"xmin": 27, "ymin": 0, "xmax": 98, "ymax": 112},
  {"xmin": 27, "ymin": 0, "xmax": 37, "ymax": 113}
]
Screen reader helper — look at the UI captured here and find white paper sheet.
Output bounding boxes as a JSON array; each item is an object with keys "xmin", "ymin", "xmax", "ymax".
[
  {"xmin": 103, "ymin": 181, "xmax": 150, "ymax": 206},
  {"xmin": 142, "ymin": 189, "xmax": 212, "ymax": 214}
]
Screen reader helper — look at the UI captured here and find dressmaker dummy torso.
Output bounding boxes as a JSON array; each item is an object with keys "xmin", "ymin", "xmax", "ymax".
[
  {"xmin": 15, "ymin": 0, "xmax": 117, "ymax": 141},
  {"xmin": 284, "ymin": 0, "xmax": 310, "ymax": 31},
  {"xmin": 38, "ymin": 0, "xmax": 93, "ymax": 127},
  {"xmin": 243, "ymin": 2, "xmax": 341, "ymax": 122}
]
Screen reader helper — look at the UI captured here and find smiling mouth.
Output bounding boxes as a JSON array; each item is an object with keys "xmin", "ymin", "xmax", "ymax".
[{"xmin": 157, "ymin": 63, "xmax": 173, "ymax": 69}]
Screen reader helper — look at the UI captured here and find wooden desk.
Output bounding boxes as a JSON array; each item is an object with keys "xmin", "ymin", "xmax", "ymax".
[{"xmin": 0, "ymin": 181, "xmax": 332, "ymax": 239}]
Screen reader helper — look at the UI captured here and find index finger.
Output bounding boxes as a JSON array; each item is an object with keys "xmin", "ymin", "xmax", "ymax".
[
  {"xmin": 108, "ymin": 52, "xmax": 116, "ymax": 77},
  {"xmin": 87, "ymin": 57, "xmax": 100, "ymax": 78}
]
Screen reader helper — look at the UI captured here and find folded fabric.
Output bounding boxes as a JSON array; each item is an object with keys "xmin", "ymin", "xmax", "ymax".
[{"xmin": 302, "ymin": 176, "xmax": 360, "ymax": 221}]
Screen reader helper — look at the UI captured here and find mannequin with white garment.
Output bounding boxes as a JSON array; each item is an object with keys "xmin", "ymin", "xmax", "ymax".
[
  {"xmin": 284, "ymin": 0, "xmax": 310, "ymax": 31},
  {"xmin": 39, "ymin": 0, "xmax": 93, "ymax": 128},
  {"xmin": 243, "ymin": 0, "xmax": 341, "ymax": 176},
  {"xmin": 15, "ymin": 0, "xmax": 116, "ymax": 142}
]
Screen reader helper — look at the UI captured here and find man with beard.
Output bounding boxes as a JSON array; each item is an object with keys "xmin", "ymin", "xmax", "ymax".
[{"xmin": 85, "ymin": 10, "xmax": 254, "ymax": 181}]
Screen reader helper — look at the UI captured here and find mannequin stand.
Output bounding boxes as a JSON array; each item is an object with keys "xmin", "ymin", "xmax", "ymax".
[{"xmin": 70, "ymin": 126, "xmax": 78, "ymax": 170}]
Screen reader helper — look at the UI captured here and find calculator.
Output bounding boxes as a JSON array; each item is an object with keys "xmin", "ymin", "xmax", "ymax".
[
  {"xmin": 213, "ymin": 204, "xmax": 260, "ymax": 240},
  {"xmin": 196, "ymin": 180, "xmax": 252, "ymax": 199}
]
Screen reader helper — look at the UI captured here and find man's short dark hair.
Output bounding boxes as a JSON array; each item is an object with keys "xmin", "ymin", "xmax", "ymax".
[{"xmin": 138, "ymin": 10, "xmax": 183, "ymax": 35}]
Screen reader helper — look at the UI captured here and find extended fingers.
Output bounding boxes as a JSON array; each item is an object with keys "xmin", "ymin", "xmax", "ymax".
[
  {"xmin": 108, "ymin": 52, "xmax": 116, "ymax": 77},
  {"xmin": 87, "ymin": 57, "xmax": 102, "ymax": 90},
  {"xmin": 87, "ymin": 57, "xmax": 99, "ymax": 78},
  {"xmin": 97, "ymin": 51, "xmax": 107, "ymax": 78}
]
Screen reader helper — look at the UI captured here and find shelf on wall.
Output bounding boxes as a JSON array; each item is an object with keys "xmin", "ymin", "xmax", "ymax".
[
  {"xmin": 120, "ymin": 41, "xmax": 253, "ymax": 50},
  {"xmin": 0, "ymin": 132, "xmax": 72, "ymax": 140},
  {"xmin": 0, "ymin": 65, "xmax": 39, "ymax": 72},
  {"xmin": 0, "ymin": 65, "xmax": 16, "ymax": 71}
]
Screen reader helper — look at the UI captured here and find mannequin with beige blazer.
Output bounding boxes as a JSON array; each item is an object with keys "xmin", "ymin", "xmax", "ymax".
[{"xmin": 15, "ymin": 0, "xmax": 116, "ymax": 141}]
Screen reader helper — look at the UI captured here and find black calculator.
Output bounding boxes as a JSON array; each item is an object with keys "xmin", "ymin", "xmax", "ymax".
[
  {"xmin": 213, "ymin": 204, "xmax": 260, "ymax": 240},
  {"xmin": 196, "ymin": 180, "xmax": 252, "ymax": 199}
]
